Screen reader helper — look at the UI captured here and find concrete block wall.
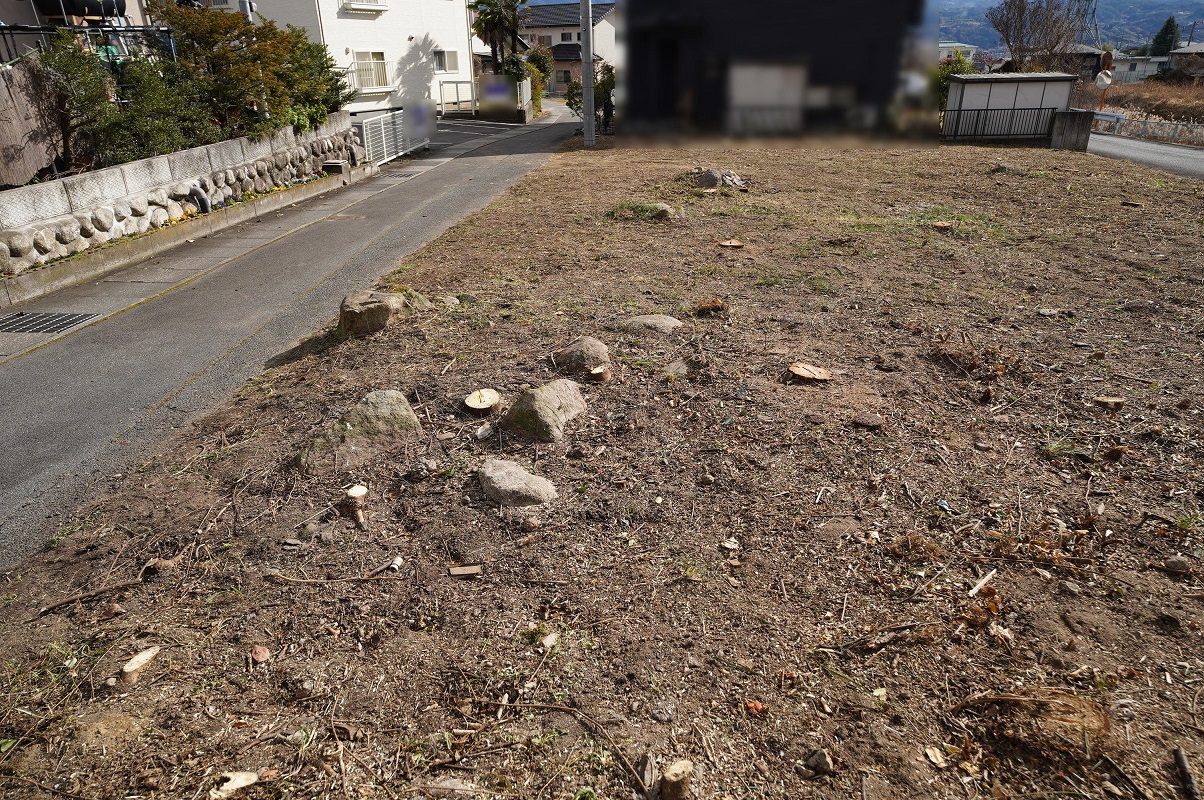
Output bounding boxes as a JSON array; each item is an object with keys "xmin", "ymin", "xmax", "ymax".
[{"xmin": 0, "ymin": 112, "xmax": 364, "ymax": 277}]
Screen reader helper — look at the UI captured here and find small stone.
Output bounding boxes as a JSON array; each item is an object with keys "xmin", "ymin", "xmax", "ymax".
[
  {"xmin": 500, "ymin": 379, "xmax": 586, "ymax": 443},
  {"xmin": 437, "ymin": 295, "xmax": 460, "ymax": 307},
  {"xmin": 478, "ymin": 459, "xmax": 557, "ymax": 507},
  {"xmin": 456, "ymin": 293, "xmax": 479, "ymax": 304},
  {"xmin": 1093, "ymin": 396, "xmax": 1126, "ymax": 411},
  {"xmin": 1037, "ymin": 308, "xmax": 1059, "ymax": 317},
  {"xmin": 1058, "ymin": 579, "xmax": 1083, "ymax": 596},
  {"xmin": 552, "ymin": 336, "xmax": 611, "ymax": 377},
  {"xmin": 852, "ymin": 412, "xmax": 884, "ymax": 430},
  {"xmin": 650, "ymin": 705, "xmax": 674, "ymax": 723},
  {"xmin": 623, "ymin": 314, "xmax": 684, "ymax": 335},
  {"xmin": 1164, "ymin": 555, "xmax": 1191, "ymax": 575},
  {"xmin": 664, "ymin": 359, "xmax": 690, "ymax": 379},
  {"xmin": 649, "ymin": 202, "xmax": 676, "ymax": 219},
  {"xmin": 805, "ymin": 748, "xmax": 834, "ymax": 775}
]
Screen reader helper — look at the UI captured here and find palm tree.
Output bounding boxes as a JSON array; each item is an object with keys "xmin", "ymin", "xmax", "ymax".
[
  {"xmin": 472, "ymin": 0, "xmax": 528, "ymax": 74},
  {"xmin": 471, "ymin": 0, "xmax": 507, "ymax": 74}
]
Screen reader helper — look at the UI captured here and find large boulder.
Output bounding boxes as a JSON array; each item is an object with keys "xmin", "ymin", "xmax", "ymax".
[
  {"xmin": 299, "ymin": 389, "xmax": 423, "ymax": 473},
  {"xmin": 500, "ymin": 379, "xmax": 586, "ymax": 443},
  {"xmin": 337, "ymin": 289, "xmax": 430, "ymax": 337},
  {"xmin": 4, "ymin": 230, "xmax": 33, "ymax": 257},
  {"xmin": 478, "ymin": 459, "xmax": 557, "ymax": 507},
  {"xmin": 551, "ymin": 336, "xmax": 611, "ymax": 378}
]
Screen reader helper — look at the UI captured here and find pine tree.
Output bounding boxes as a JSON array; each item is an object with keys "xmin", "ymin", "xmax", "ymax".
[{"xmin": 1151, "ymin": 15, "xmax": 1181, "ymax": 57}]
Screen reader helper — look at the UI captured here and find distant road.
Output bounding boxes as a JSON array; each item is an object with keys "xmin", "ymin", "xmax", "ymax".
[{"xmin": 1088, "ymin": 133, "xmax": 1204, "ymax": 180}]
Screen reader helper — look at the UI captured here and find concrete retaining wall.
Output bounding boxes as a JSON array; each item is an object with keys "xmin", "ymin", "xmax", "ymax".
[
  {"xmin": 1051, "ymin": 110, "xmax": 1095, "ymax": 152},
  {"xmin": 0, "ymin": 113, "xmax": 366, "ymax": 277}
]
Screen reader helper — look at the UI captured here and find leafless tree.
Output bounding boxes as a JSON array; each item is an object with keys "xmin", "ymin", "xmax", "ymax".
[{"xmin": 986, "ymin": 0, "xmax": 1095, "ymax": 71}]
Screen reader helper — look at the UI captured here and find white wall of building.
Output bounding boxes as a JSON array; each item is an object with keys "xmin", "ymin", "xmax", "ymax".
[
  {"xmin": 256, "ymin": 0, "xmax": 474, "ymax": 118},
  {"xmin": 523, "ymin": 16, "xmax": 617, "ymax": 64}
]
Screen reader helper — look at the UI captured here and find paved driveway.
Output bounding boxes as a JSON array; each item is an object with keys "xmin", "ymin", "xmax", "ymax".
[{"xmin": 1088, "ymin": 133, "xmax": 1204, "ymax": 180}]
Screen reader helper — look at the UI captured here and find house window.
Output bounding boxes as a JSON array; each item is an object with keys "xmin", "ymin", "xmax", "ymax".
[
  {"xmin": 353, "ymin": 51, "xmax": 389, "ymax": 89},
  {"xmin": 576, "ymin": 32, "xmax": 581, "ymax": 41},
  {"xmin": 561, "ymin": 31, "xmax": 572, "ymax": 42},
  {"xmin": 537, "ymin": 35, "xmax": 552, "ymax": 46},
  {"xmin": 1128, "ymin": 62, "xmax": 1137, "ymax": 71},
  {"xmin": 433, "ymin": 50, "xmax": 459, "ymax": 72},
  {"xmin": 557, "ymin": 69, "xmax": 572, "ymax": 85}
]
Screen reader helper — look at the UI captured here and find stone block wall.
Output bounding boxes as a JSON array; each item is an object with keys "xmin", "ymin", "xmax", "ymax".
[{"xmin": 0, "ymin": 112, "xmax": 365, "ymax": 277}]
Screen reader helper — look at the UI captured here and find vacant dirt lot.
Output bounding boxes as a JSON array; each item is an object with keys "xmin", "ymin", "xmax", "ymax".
[{"xmin": 1, "ymin": 137, "xmax": 1202, "ymax": 800}]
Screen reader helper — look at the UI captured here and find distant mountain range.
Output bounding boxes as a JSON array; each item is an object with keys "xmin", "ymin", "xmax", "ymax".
[{"xmin": 939, "ymin": 0, "xmax": 1204, "ymax": 51}]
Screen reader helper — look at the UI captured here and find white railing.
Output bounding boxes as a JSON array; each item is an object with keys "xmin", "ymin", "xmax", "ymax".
[
  {"xmin": 357, "ymin": 109, "xmax": 430, "ymax": 165},
  {"xmin": 1083, "ymin": 109, "xmax": 1204, "ymax": 147},
  {"xmin": 345, "ymin": 60, "xmax": 391, "ymax": 92},
  {"xmin": 342, "ymin": 0, "xmax": 388, "ymax": 8}
]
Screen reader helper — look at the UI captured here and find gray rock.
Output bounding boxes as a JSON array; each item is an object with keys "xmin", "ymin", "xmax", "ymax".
[
  {"xmin": 127, "ymin": 195, "xmax": 149, "ymax": 216},
  {"xmin": 478, "ymin": 459, "xmax": 557, "ymax": 507},
  {"xmin": 664, "ymin": 359, "xmax": 690, "ymax": 379},
  {"xmin": 169, "ymin": 181, "xmax": 192, "ymax": 201},
  {"xmin": 166, "ymin": 200, "xmax": 184, "ymax": 220},
  {"xmin": 300, "ymin": 389, "xmax": 423, "ymax": 473},
  {"xmin": 148, "ymin": 207, "xmax": 169, "ymax": 228},
  {"xmin": 500, "ymin": 379, "xmax": 586, "ymax": 443},
  {"xmin": 74, "ymin": 213, "xmax": 95, "ymax": 238},
  {"xmin": 852, "ymin": 412, "xmax": 884, "ymax": 430},
  {"xmin": 337, "ymin": 289, "xmax": 429, "ymax": 337},
  {"xmin": 32, "ymin": 228, "xmax": 55, "ymax": 254},
  {"xmin": 694, "ymin": 168, "xmax": 746, "ymax": 189},
  {"xmin": 4, "ymin": 230, "xmax": 33, "ymax": 257},
  {"xmin": 92, "ymin": 207, "xmax": 116, "ymax": 232},
  {"xmin": 623, "ymin": 314, "xmax": 683, "ymax": 335},
  {"xmin": 55, "ymin": 217, "xmax": 81, "ymax": 244},
  {"xmin": 805, "ymin": 748, "xmax": 834, "ymax": 775},
  {"xmin": 551, "ymin": 336, "xmax": 610, "ymax": 377},
  {"xmin": 146, "ymin": 188, "xmax": 169, "ymax": 207},
  {"xmin": 1165, "ymin": 555, "xmax": 1191, "ymax": 575}
]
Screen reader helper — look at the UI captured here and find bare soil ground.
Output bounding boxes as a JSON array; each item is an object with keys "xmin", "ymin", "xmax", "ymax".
[{"xmin": 2, "ymin": 137, "xmax": 1203, "ymax": 800}]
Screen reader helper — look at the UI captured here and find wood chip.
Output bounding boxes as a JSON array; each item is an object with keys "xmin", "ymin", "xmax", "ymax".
[
  {"xmin": 968, "ymin": 568, "xmax": 997, "ymax": 597},
  {"xmin": 931, "ymin": 221, "xmax": 955, "ymax": 231},
  {"xmin": 1093, "ymin": 396, "xmax": 1126, "ymax": 411},
  {"xmin": 787, "ymin": 362, "xmax": 833, "ymax": 382},
  {"xmin": 1120, "ymin": 200, "xmax": 1144, "ymax": 208},
  {"xmin": 718, "ymin": 238, "xmax": 744, "ymax": 248},
  {"xmin": 209, "ymin": 771, "xmax": 259, "ymax": 799},
  {"xmin": 448, "ymin": 564, "xmax": 482, "ymax": 578},
  {"xmin": 119, "ymin": 646, "xmax": 162, "ymax": 685}
]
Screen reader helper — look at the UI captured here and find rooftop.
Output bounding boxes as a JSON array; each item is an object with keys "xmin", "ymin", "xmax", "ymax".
[
  {"xmin": 520, "ymin": 2, "xmax": 615, "ymax": 29},
  {"xmin": 951, "ymin": 72, "xmax": 1077, "ymax": 82}
]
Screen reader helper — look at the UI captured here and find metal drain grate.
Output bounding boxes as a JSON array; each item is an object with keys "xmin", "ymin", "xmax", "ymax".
[
  {"xmin": 382, "ymin": 170, "xmax": 419, "ymax": 179},
  {"xmin": 0, "ymin": 311, "xmax": 99, "ymax": 335}
]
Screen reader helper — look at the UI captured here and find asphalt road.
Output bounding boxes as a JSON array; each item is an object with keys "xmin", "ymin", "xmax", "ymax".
[
  {"xmin": 0, "ymin": 113, "xmax": 573, "ymax": 568},
  {"xmin": 1088, "ymin": 132, "xmax": 1204, "ymax": 180}
]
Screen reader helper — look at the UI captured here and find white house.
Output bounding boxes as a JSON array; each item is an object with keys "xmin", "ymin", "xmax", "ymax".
[
  {"xmin": 253, "ymin": 0, "xmax": 476, "ymax": 119},
  {"xmin": 1111, "ymin": 53, "xmax": 1169, "ymax": 83},
  {"xmin": 938, "ymin": 41, "xmax": 977, "ymax": 62}
]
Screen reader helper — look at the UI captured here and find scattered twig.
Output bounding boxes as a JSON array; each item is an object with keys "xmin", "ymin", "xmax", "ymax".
[
  {"xmin": 1177, "ymin": 748, "xmax": 1200, "ymax": 800},
  {"xmin": 26, "ymin": 579, "xmax": 143, "ymax": 623},
  {"xmin": 1101, "ymin": 755, "xmax": 1151, "ymax": 800},
  {"xmin": 968, "ymin": 568, "xmax": 997, "ymax": 597},
  {"xmin": 1, "ymin": 775, "xmax": 93, "ymax": 800},
  {"xmin": 476, "ymin": 700, "xmax": 647, "ymax": 795},
  {"xmin": 268, "ymin": 572, "xmax": 410, "ymax": 585}
]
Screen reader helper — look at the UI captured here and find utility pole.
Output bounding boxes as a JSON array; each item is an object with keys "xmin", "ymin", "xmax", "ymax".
[
  {"xmin": 580, "ymin": 0, "xmax": 595, "ymax": 146},
  {"xmin": 1189, "ymin": 21, "xmax": 1197, "ymax": 46}
]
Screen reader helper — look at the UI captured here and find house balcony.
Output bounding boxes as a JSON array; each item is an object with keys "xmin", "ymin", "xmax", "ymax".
[
  {"xmin": 345, "ymin": 61, "xmax": 393, "ymax": 93},
  {"xmin": 341, "ymin": 0, "xmax": 388, "ymax": 12}
]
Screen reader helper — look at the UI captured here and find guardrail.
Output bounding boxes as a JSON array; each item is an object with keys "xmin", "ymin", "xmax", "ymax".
[
  {"xmin": 1079, "ymin": 108, "xmax": 1204, "ymax": 147},
  {"xmin": 357, "ymin": 109, "xmax": 430, "ymax": 165},
  {"xmin": 940, "ymin": 107, "xmax": 1057, "ymax": 141}
]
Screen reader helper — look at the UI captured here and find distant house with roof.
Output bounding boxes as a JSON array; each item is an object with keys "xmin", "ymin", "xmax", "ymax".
[
  {"xmin": 939, "ymin": 41, "xmax": 978, "ymax": 62},
  {"xmin": 1170, "ymin": 43, "xmax": 1204, "ymax": 69},
  {"xmin": 519, "ymin": 1, "xmax": 617, "ymax": 93},
  {"xmin": 1111, "ymin": 53, "xmax": 1169, "ymax": 83}
]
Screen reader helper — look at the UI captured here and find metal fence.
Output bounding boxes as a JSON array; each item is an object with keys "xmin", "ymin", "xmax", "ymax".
[
  {"xmin": 439, "ymin": 81, "xmax": 476, "ymax": 115},
  {"xmin": 357, "ymin": 110, "xmax": 430, "ymax": 165},
  {"xmin": 940, "ymin": 107, "xmax": 1058, "ymax": 141},
  {"xmin": 1084, "ymin": 111, "xmax": 1204, "ymax": 147}
]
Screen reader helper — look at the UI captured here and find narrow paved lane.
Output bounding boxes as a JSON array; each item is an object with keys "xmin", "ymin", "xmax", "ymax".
[
  {"xmin": 0, "ymin": 114, "xmax": 573, "ymax": 567},
  {"xmin": 1088, "ymin": 133, "xmax": 1204, "ymax": 180}
]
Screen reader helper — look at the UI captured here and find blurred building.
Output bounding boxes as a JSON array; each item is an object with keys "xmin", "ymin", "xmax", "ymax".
[{"xmin": 623, "ymin": 0, "xmax": 926, "ymax": 135}]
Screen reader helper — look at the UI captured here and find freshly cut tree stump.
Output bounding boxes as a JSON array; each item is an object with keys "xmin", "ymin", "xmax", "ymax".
[
  {"xmin": 659, "ymin": 760, "xmax": 693, "ymax": 800},
  {"xmin": 464, "ymin": 388, "xmax": 501, "ymax": 415}
]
